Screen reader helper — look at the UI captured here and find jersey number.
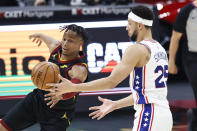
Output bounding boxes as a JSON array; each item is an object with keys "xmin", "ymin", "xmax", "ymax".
[{"xmin": 154, "ymin": 65, "xmax": 168, "ymax": 88}]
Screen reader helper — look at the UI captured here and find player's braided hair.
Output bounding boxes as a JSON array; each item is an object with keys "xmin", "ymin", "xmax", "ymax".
[{"xmin": 60, "ymin": 24, "xmax": 89, "ymax": 44}]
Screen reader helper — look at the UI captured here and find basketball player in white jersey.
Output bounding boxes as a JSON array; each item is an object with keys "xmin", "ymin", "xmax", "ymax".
[{"xmin": 46, "ymin": 5, "xmax": 173, "ymax": 131}]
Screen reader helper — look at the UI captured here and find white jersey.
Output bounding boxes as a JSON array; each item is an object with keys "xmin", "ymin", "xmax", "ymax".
[{"xmin": 130, "ymin": 39, "xmax": 169, "ymax": 108}]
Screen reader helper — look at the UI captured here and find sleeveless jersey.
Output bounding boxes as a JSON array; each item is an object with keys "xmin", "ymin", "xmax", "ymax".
[
  {"xmin": 130, "ymin": 40, "xmax": 169, "ymax": 108},
  {"xmin": 38, "ymin": 44, "xmax": 87, "ymax": 110}
]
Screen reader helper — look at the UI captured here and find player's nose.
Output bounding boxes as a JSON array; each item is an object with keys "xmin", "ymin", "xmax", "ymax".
[
  {"xmin": 61, "ymin": 41, "xmax": 68, "ymax": 47},
  {"xmin": 126, "ymin": 25, "xmax": 128, "ymax": 31}
]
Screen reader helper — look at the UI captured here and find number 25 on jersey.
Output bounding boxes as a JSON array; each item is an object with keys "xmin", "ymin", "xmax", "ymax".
[{"xmin": 155, "ymin": 65, "xmax": 168, "ymax": 88}]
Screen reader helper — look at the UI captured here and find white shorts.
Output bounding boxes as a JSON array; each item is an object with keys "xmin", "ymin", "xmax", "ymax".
[{"xmin": 132, "ymin": 104, "xmax": 173, "ymax": 131}]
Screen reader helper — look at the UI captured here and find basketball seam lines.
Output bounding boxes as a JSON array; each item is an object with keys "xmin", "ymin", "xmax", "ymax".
[
  {"xmin": 41, "ymin": 66, "xmax": 50, "ymax": 89},
  {"xmin": 32, "ymin": 63, "xmax": 48, "ymax": 86},
  {"xmin": 50, "ymin": 64, "xmax": 56, "ymax": 83}
]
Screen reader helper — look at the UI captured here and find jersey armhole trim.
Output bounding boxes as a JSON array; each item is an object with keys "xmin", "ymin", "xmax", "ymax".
[{"xmin": 139, "ymin": 43, "xmax": 151, "ymax": 54}]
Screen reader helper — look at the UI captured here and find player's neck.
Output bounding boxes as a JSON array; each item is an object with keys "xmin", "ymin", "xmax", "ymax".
[
  {"xmin": 137, "ymin": 30, "xmax": 152, "ymax": 42},
  {"xmin": 61, "ymin": 53, "xmax": 79, "ymax": 61}
]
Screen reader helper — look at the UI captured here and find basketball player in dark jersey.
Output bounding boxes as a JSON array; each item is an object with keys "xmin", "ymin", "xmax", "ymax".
[{"xmin": 0, "ymin": 24, "xmax": 88, "ymax": 131}]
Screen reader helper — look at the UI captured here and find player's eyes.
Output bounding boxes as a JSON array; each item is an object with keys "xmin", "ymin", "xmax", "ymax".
[
  {"xmin": 62, "ymin": 38, "xmax": 73, "ymax": 43},
  {"xmin": 68, "ymin": 40, "xmax": 73, "ymax": 43}
]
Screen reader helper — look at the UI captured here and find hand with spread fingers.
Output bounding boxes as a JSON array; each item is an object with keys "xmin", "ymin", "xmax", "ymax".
[
  {"xmin": 29, "ymin": 33, "xmax": 60, "ymax": 53},
  {"xmin": 44, "ymin": 87, "xmax": 63, "ymax": 108},
  {"xmin": 89, "ymin": 96, "xmax": 116, "ymax": 120},
  {"xmin": 46, "ymin": 74, "xmax": 74, "ymax": 98},
  {"xmin": 29, "ymin": 33, "xmax": 44, "ymax": 47}
]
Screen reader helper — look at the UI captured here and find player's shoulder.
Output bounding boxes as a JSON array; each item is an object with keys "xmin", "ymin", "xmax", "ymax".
[
  {"xmin": 127, "ymin": 44, "xmax": 145, "ymax": 52},
  {"xmin": 77, "ymin": 51, "xmax": 87, "ymax": 64},
  {"xmin": 50, "ymin": 44, "xmax": 62, "ymax": 54},
  {"xmin": 72, "ymin": 64, "xmax": 87, "ymax": 70},
  {"xmin": 73, "ymin": 51, "xmax": 88, "ymax": 69},
  {"xmin": 125, "ymin": 43, "xmax": 149, "ymax": 59},
  {"xmin": 139, "ymin": 39, "xmax": 163, "ymax": 51}
]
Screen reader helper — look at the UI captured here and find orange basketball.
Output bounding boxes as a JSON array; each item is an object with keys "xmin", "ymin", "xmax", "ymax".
[{"xmin": 31, "ymin": 61, "xmax": 60, "ymax": 90}]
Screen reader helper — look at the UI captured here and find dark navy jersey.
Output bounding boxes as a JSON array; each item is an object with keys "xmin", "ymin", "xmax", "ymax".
[
  {"xmin": 38, "ymin": 44, "xmax": 88, "ymax": 110},
  {"xmin": 48, "ymin": 45, "xmax": 87, "ymax": 79}
]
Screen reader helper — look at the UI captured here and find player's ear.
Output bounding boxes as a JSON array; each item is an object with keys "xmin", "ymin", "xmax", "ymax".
[{"xmin": 138, "ymin": 23, "xmax": 143, "ymax": 30}]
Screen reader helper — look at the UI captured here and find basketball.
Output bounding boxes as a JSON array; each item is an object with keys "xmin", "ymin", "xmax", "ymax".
[{"xmin": 31, "ymin": 61, "xmax": 60, "ymax": 90}]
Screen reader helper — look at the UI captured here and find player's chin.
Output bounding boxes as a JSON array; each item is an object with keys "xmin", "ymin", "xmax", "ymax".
[{"xmin": 62, "ymin": 51, "xmax": 69, "ymax": 55}]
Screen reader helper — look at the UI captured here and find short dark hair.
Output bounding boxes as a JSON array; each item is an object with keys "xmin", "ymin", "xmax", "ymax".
[
  {"xmin": 60, "ymin": 24, "xmax": 89, "ymax": 44},
  {"xmin": 131, "ymin": 5, "xmax": 154, "ymax": 28}
]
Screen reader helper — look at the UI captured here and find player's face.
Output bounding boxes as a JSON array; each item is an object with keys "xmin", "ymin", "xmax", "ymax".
[
  {"xmin": 61, "ymin": 30, "xmax": 83, "ymax": 56},
  {"xmin": 126, "ymin": 19, "xmax": 138, "ymax": 41}
]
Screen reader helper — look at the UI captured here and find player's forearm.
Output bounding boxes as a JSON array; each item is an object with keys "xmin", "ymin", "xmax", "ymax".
[
  {"xmin": 74, "ymin": 77, "xmax": 116, "ymax": 92},
  {"xmin": 113, "ymin": 94, "xmax": 134, "ymax": 110},
  {"xmin": 169, "ymin": 40, "xmax": 179, "ymax": 62},
  {"xmin": 39, "ymin": 34, "xmax": 59, "ymax": 49},
  {"xmin": 169, "ymin": 32, "xmax": 181, "ymax": 63}
]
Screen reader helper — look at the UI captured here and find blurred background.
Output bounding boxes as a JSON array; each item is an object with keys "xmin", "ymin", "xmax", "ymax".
[{"xmin": 0, "ymin": 0, "xmax": 195, "ymax": 131}]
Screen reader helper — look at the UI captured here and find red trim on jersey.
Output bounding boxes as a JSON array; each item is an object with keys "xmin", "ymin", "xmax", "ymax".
[
  {"xmin": 149, "ymin": 104, "xmax": 155, "ymax": 131},
  {"xmin": 0, "ymin": 95, "xmax": 26, "ymax": 100},
  {"xmin": 136, "ymin": 93, "xmax": 139, "ymax": 105},
  {"xmin": 0, "ymin": 119, "xmax": 12, "ymax": 131},
  {"xmin": 50, "ymin": 44, "xmax": 61, "ymax": 56},
  {"xmin": 50, "ymin": 44, "xmax": 86, "ymax": 64},
  {"xmin": 64, "ymin": 65, "xmax": 73, "ymax": 79},
  {"xmin": 143, "ymin": 66, "xmax": 149, "ymax": 103},
  {"xmin": 75, "ymin": 63, "xmax": 88, "ymax": 68},
  {"xmin": 145, "ymin": 96, "xmax": 149, "ymax": 104},
  {"xmin": 57, "ymin": 51, "xmax": 85, "ymax": 64},
  {"xmin": 142, "ymin": 66, "xmax": 149, "ymax": 104},
  {"xmin": 133, "ymin": 71, "xmax": 139, "ymax": 104},
  {"xmin": 137, "ymin": 104, "xmax": 144, "ymax": 131},
  {"xmin": 143, "ymin": 66, "xmax": 146, "ymax": 95}
]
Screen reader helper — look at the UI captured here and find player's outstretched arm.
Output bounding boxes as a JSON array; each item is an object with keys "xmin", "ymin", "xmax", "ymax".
[
  {"xmin": 46, "ymin": 44, "xmax": 147, "ymax": 96},
  {"xmin": 29, "ymin": 33, "xmax": 60, "ymax": 53},
  {"xmin": 89, "ymin": 94, "xmax": 134, "ymax": 120}
]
